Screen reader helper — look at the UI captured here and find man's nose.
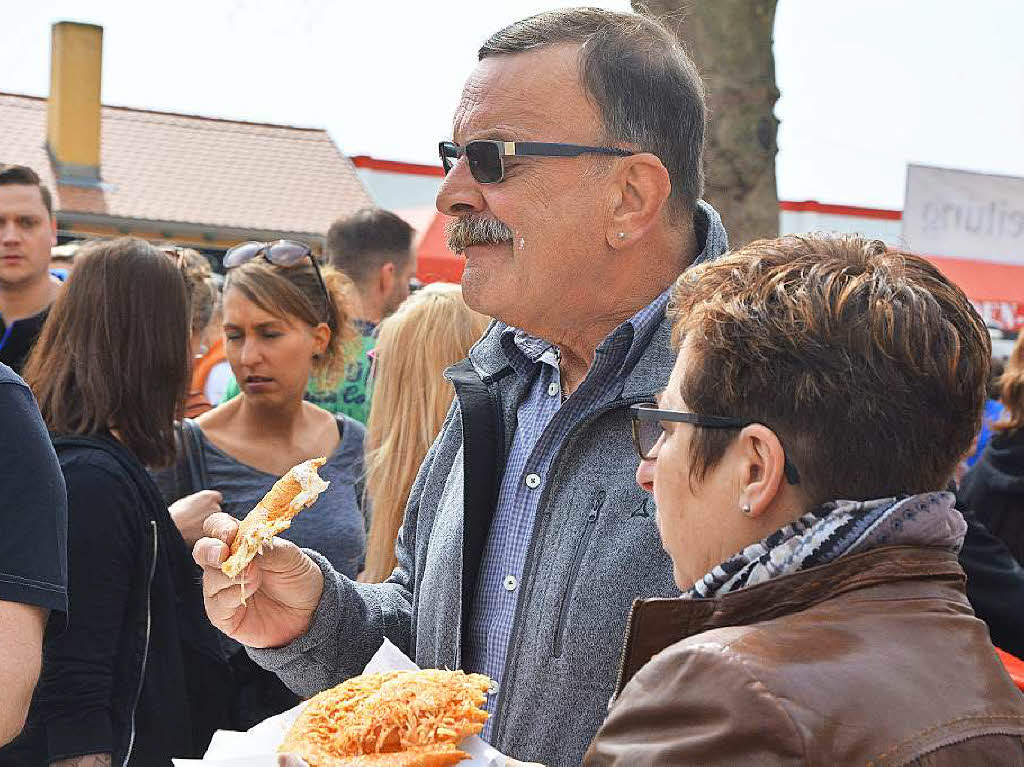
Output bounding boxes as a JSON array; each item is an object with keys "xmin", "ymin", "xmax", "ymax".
[
  {"xmin": 0, "ymin": 221, "xmax": 23, "ymax": 243},
  {"xmin": 436, "ymin": 160, "xmax": 487, "ymax": 217}
]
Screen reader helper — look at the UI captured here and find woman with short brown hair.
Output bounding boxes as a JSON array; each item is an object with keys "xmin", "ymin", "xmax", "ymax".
[
  {"xmin": 1, "ymin": 237, "xmax": 230, "ymax": 766},
  {"xmin": 586, "ymin": 235, "xmax": 1024, "ymax": 765}
]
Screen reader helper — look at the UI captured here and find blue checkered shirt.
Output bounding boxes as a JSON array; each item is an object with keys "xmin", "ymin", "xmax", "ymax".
[{"xmin": 464, "ymin": 287, "xmax": 672, "ymax": 737}]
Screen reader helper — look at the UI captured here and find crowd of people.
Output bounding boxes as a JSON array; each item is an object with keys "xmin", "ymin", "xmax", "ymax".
[{"xmin": 2, "ymin": 6, "xmax": 1024, "ymax": 767}]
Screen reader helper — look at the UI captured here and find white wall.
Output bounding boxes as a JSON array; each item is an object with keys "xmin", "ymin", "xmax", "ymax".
[
  {"xmin": 779, "ymin": 210, "xmax": 903, "ymax": 245},
  {"xmin": 356, "ymin": 168, "xmax": 442, "ymax": 211}
]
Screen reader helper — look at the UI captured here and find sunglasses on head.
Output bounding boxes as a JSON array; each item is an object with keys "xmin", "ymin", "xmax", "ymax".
[
  {"xmin": 438, "ymin": 140, "xmax": 635, "ymax": 184},
  {"xmin": 223, "ymin": 240, "xmax": 331, "ymax": 320},
  {"xmin": 630, "ymin": 403, "xmax": 801, "ymax": 485}
]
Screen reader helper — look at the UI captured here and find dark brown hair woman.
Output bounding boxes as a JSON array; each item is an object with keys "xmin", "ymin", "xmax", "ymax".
[
  {"xmin": 961, "ymin": 332, "xmax": 1024, "ymax": 566},
  {"xmin": 0, "ymin": 238, "xmax": 231, "ymax": 766}
]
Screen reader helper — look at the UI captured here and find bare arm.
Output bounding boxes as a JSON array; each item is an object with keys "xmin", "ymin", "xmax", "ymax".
[
  {"xmin": 0, "ymin": 600, "xmax": 46, "ymax": 746},
  {"xmin": 50, "ymin": 755, "xmax": 111, "ymax": 766}
]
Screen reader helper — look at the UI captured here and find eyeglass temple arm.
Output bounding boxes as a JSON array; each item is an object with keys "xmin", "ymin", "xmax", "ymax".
[
  {"xmin": 509, "ymin": 142, "xmax": 634, "ymax": 158},
  {"xmin": 632, "ymin": 406, "xmax": 801, "ymax": 485}
]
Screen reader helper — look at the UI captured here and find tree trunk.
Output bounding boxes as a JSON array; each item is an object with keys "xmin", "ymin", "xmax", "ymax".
[{"xmin": 636, "ymin": 0, "xmax": 780, "ymax": 247}]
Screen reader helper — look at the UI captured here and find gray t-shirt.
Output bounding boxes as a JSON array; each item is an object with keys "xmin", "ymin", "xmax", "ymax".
[{"xmin": 156, "ymin": 416, "xmax": 367, "ymax": 579}]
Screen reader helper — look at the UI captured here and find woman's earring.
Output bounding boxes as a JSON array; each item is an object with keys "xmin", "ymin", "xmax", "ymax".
[
  {"xmin": 741, "ymin": 503, "xmax": 752, "ymax": 516},
  {"xmin": 616, "ymin": 232, "xmax": 626, "ymax": 240}
]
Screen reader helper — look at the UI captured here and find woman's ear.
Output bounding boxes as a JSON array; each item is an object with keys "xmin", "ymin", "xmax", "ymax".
[
  {"xmin": 735, "ymin": 424, "xmax": 788, "ymax": 519},
  {"xmin": 605, "ymin": 152, "xmax": 672, "ymax": 249},
  {"xmin": 311, "ymin": 322, "xmax": 331, "ymax": 357}
]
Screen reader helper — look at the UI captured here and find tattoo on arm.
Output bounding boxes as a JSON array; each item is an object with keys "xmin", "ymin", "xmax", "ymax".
[{"xmin": 50, "ymin": 754, "xmax": 112, "ymax": 767}]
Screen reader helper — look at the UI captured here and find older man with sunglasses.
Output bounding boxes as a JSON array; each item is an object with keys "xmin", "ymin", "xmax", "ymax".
[{"xmin": 192, "ymin": 8, "xmax": 727, "ymax": 766}]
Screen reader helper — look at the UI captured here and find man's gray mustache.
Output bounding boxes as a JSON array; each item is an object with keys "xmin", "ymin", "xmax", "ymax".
[{"xmin": 446, "ymin": 216, "xmax": 515, "ymax": 253}]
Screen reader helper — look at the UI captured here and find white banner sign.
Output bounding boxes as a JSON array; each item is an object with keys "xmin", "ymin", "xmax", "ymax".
[{"xmin": 903, "ymin": 164, "xmax": 1024, "ymax": 264}]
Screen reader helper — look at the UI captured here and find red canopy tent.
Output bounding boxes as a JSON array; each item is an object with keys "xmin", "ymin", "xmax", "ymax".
[{"xmin": 414, "ymin": 211, "xmax": 464, "ymax": 285}]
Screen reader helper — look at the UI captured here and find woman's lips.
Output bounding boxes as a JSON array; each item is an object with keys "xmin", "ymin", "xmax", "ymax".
[{"xmin": 244, "ymin": 376, "xmax": 274, "ymax": 392}]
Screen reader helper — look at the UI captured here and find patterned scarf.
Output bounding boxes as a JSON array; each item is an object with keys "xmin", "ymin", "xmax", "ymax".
[{"xmin": 687, "ymin": 491, "xmax": 967, "ymax": 599}]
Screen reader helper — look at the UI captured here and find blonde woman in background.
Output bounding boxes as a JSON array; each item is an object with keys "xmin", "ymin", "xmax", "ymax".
[{"xmin": 361, "ymin": 283, "xmax": 490, "ymax": 583}]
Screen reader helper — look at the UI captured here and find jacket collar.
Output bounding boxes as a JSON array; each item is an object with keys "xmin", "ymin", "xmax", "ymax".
[
  {"xmin": 613, "ymin": 546, "xmax": 965, "ymax": 697},
  {"xmin": 463, "ymin": 199, "xmax": 727, "ymax": 387}
]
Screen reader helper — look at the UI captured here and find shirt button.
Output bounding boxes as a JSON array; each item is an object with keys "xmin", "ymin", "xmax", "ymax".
[
  {"xmin": 547, "ymin": 382, "xmax": 559, "ymax": 397},
  {"xmin": 525, "ymin": 473, "xmax": 541, "ymax": 489},
  {"xmin": 504, "ymin": 575, "xmax": 518, "ymax": 591}
]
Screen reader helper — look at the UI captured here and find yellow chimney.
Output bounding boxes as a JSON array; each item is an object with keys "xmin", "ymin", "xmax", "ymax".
[{"xmin": 47, "ymin": 21, "xmax": 103, "ymax": 181}]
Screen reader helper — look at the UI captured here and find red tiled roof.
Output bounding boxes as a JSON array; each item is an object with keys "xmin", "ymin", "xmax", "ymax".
[{"xmin": 0, "ymin": 92, "xmax": 372, "ymax": 236}]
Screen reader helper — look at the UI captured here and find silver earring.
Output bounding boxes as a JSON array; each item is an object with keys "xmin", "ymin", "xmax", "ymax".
[
  {"xmin": 741, "ymin": 503, "xmax": 752, "ymax": 515},
  {"xmin": 616, "ymin": 232, "xmax": 626, "ymax": 240}
]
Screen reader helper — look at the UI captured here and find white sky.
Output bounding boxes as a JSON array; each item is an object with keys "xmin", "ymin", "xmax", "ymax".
[{"xmin": 1, "ymin": 0, "xmax": 1022, "ymax": 210}]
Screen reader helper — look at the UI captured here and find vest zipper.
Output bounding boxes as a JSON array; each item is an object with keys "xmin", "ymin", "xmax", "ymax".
[
  {"xmin": 552, "ymin": 489, "xmax": 605, "ymax": 657},
  {"xmin": 490, "ymin": 393, "xmax": 655, "ymax": 747},
  {"xmin": 123, "ymin": 520, "xmax": 157, "ymax": 767}
]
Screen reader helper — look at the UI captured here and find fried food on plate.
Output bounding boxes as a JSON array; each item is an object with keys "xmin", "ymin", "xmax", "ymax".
[
  {"xmin": 220, "ymin": 457, "xmax": 329, "ymax": 579},
  {"xmin": 279, "ymin": 669, "xmax": 492, "ymax": 767}
]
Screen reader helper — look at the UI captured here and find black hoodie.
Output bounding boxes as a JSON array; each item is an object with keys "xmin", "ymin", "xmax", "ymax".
[{"xmin": 961, "ymin": 428, "xmax": 1024, "ymax": 568}]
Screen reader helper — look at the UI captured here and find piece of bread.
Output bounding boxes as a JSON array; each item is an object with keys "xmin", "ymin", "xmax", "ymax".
[
  {"xmin": 221, "ymin": 457, "xmax": 329, "ymax": 579},
  {"xmin": 279, "ymin": 669, "xmax": 492, "ymax": 767}
]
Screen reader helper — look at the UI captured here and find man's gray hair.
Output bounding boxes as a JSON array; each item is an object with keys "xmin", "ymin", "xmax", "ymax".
[{"xmin": 479, "ymin": 7, "xmax": 706, "ymax": 210}]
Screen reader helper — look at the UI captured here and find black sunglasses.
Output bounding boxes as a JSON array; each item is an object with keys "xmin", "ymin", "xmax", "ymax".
[
  {"xmin": 223, "ymin": 240, "xmax": 330, "ymax": 320},
  {"xmin": 438, "ymin": 140, "xmax": 635, "ymax": 184},
  {"xmin": 630, "ymin": 404, "xmax": 801, "ymax": 485}
]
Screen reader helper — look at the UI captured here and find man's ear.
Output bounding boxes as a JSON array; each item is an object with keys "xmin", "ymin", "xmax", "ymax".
[
  {"xmin": 605, "ymin": 153, "xmax": 672, "ymax": 249},
  {"xmin": 49, "ymin": 217, "xmax": 58, "ymax": 248},
  {"xmin": 378, "ymin": 262, "xmax": 396, "ymax": 296}
]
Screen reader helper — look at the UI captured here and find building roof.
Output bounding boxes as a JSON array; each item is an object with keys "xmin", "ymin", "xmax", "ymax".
[{"xmin": 0, "ymin": 92, "xmax": 372, "ymax": 236}]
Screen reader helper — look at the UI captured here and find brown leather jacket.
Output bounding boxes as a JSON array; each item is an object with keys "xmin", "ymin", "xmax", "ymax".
[{"xmin": 585, "ymin": 546, "xmax": 1024, "ymax": 766}]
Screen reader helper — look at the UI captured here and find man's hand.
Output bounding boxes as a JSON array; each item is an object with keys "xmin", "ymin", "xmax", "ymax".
[
  {"xmin": 169, "ymin": 490, "xmax": 223, "ymax": 547},
  {"xmin": 193, "ymin": 513, "xmax": 325, "ymax": 649}
]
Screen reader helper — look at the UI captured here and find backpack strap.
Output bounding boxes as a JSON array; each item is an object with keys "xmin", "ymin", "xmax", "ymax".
[
  {"xmin": 175, "ymin": 418, "xmax": 209, "ymax": 495},
  {"xmin": 448, "ymin": 358, "xmax": 514, "ymax": 647}
]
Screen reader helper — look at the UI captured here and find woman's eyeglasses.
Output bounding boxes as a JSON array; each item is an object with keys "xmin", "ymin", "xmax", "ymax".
[
  {"xmin": 630, "ymin": 403, "xmax": 801, "ymax": 485},
  {"xmin": 223, "ymin": 240, "xmax": 330, "ymax": 319},
  {"xmin": 438, "ymin": 140, "xmax": 635, "ymax": 184}
]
